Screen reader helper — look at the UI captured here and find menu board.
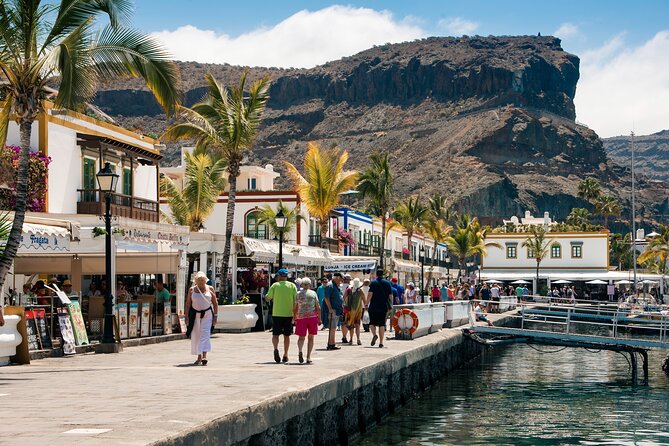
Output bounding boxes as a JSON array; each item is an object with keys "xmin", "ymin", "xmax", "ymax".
[
  {"xmin": 67, "ymin": 302, "xmax": 89, "ymax": 346},
  {"xmin": 34, "ymin": 308, "xmax": 52, "ymax": 349},
  {"xmin": 140, "ymin": 303, "xmax": 150, "ymax": 337},
  {"xmin": 118, "ymin": 303, "xmax": 128, "ymax": 339},
  {"xmin": 24, "ymin": 310, "xmax": 41, "ymax": 351},
  {"xmin": 128, "ymin": 303, "xmax": 138, "ymax": 338},
  {"xmin": 163, "ymin": 302, "xmax": 172, "ymax": 335},
  {"xmin": 57, "ymin": 308, "xmax": 76, "ymax": 355},
  {"xmin": 178, "ymin": 312, "xmax": 187, "ymax": 334}
]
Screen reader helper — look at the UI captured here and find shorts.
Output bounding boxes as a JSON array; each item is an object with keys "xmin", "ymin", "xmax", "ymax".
[
  {"xmin": 272, "ymin": 316, "xmax": 293, "ymax": 336},
  {"xmin": 368, "ymin": 310, "xmax": 386, "ymax": 327},
  {"xmin": 295, "ymin": 316, "xmax": 319, "ymax": 337},
  {"xmin": 328, "ymin": 314, "xmax": 340, "ymax": 329}
]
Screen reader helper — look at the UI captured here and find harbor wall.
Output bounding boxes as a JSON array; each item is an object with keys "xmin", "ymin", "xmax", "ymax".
[{"xmin": 156, "ymin": 315, "xmax": 516, "ymax": 446}]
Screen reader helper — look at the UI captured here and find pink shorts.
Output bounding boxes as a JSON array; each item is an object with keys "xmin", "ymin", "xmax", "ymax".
[{"xmin": 295, "ymin": 316, "xmax": 319, "ymax": 337}]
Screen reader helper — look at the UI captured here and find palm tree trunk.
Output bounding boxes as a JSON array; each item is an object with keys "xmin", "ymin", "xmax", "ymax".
[
  {"xmin": 380, "ymin": 212, "xmax": 386, "ymax": 270},
  {"xmin": 320, "ymin": 219, "xmax": 329, "ymax": 250},
  {"xmin": 219, "ymin": 163, "xmax": 240, "ymax": 302},
  {"xmin": 0, "ymin": 120, "xmax": 33, "ymax": 288},
  {"xmin": 407, "ymin": 232, "xmax": 413, "ymax": 261},
  {"xmin": 536, "ymin": 261, "xmax": 540, "ymax": 295},
  {"xmin": 426, "ymin": 241, "xmax": 437, "ymax": 288}
]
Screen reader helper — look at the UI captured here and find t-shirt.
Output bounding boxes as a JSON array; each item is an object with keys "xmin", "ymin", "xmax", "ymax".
[
  {"xmin": 266, "ymin": 280, "xmax": 297, "ymax": 317},
  {"xmin": 522, "ymin": 287, "xmax": 529, "ymax": 296},
  {"xmin": 491, "ymin": 287, "xmax": 500, "ymax": 298},
  {"xmin": 440, "ymin": 286, "xmax": 448, "ymax": 300},
  {"xmin": 515, "ymin": 286, "xmax": 524, "ymax": 297},
  {"xmin": 155, "ymin": 288, "xmax": 171, "ymax": 303},
  {"xmin": 368, "ymin": 278, "xmax": 392, "ymax": 313},
  {"xmin": 481, "ymin": 288, "xmax": 491, "ymax": 301},
  {"xmin": 323, "ymin": 282, "xmax": 343, "ymax": 316},
  {"xmin": 295, "ymin": 289, "xmax": 319, "ymax": 319},
  {"xmin": 316, "ymin": 285, "xmax": 326, "ymax": 306}
]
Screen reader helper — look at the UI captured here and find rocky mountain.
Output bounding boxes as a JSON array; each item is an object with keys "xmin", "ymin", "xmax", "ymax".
[
  {"xmin": 603, "ymin": 130, "xmax": 669, "ymax": 182},
  {"xmin": 92, "ymin": 35, "xmax": 668, "ymax": 224}
]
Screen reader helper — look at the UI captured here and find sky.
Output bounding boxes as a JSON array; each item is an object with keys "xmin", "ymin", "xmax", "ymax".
[{"xmin": 133, "ymin": 1, "xmax": 669, "ymax": 138}]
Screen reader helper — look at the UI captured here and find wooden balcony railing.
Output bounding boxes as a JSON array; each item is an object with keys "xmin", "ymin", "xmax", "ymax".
[
  {"xmin": 308, "ymin": 235, "xmax": 340, "ymax": 253},
  {"xmin": 77, "ymin": 189, "xmax": 159, "ymax": 222}
]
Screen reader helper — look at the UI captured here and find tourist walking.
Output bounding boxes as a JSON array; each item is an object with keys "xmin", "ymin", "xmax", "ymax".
[
  {"xmin": 366, "ymin": 269, "xmax": 393, "ymax": 348},
  {"xmin": 185, "ymin": 271, "xmax": 218, "ymax": 366},
  {"xmin": 344, "ymin": 278, "xmax": 364, "ymax": 345},
  {"xmin": 293, "ymin": 277, "xmax": 320, "ymax": 364},
  {"xmin": 404, "ymin": 282, "xmax": 417, "ymax": 304},
  {"xmin": 431, "ymin": 285, "xmax": 441, "ymax": 302},
  {"xmin": 361, "ymin": 278, "xmax": 371, "ymax": 332},
  {"xmin": 391, "ymin": 277, "xmax": 405, "ymax": 305},
  {"xmin": 266, "ymin": 268, "xmax": 298, "ymax": 363},
  {"xmin": 317, "ymin": 277, "xmax": 329, "ymax": 330},
  {"xmin": 324, "ymin": 272, "xmax": 344, "ymax": 350}
]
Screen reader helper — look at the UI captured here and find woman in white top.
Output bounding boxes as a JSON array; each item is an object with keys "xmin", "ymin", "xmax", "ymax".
[
  {"xmin": 404, "ymin": 283, "xmax": 417, "ymax": 304},
  {"xmin": 185, "ymin": 271, "xmax": 218, "ymax": 366}
]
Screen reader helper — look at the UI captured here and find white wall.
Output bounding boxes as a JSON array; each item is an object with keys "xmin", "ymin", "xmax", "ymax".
[
  {"xmin": 483, "ymin": 233, "xmax": 609, "ymax": 271},
  {"xmin": 46, "ymin": 123, "xmax": 80, "ymax": 213},
  {"xmin": 134, "ymin": 165, "xmax": 157, "ymax": 201},
  {"xmin": 5, "ymin": 121, "xmax": 39, "ymax": 150}
]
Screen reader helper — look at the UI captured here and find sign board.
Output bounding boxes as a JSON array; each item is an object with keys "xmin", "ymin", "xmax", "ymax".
[
  {"xmin": 121, "ymin": 227, "xmax": 189, "ymax": 246},
  {"xmin": 128, "ymin": 303, "xmax": 138, "ymax": 338},
  {"xmin": 68, "ymin": 302, "xmax": 89, "ymax": 346},
  {"xmin": 325, "ymin": 260, "xmax": 377, "ymax": 272},
  {"xmin": 19, "ymin": 232, "xmax": 70, "ymax": 251},
  {"xmin": 57, "ymin": 308, "xmax": 76, "ymax": 355},
  {"xmin": 117, "ymin": 303, "xmax": 128, "ymax": 339},
  {"xmin": 163, "ymin": 302, "xmax": 172, "ymax": 335},
  {"xmin": 178, "ymin": 312, "xmax": 187, "ymax": 334},
  {"xmin": 140, "ymin": 303, "xmax": 150, "ymax": 337},
  {"xmin": 24, "ymin": 310, "xmax": 41, "ymax": 351},
  {"xmin": 34, "ymin": 308, "xmax": 52, "ymax": 349},
  {"xmin": 607, "ymin": 284, "xmax": 615, "ymax": 296}
]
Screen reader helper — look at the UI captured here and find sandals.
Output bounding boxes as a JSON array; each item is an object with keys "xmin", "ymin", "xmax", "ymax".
[
  {"xmin": 193, "ymin": 359, "xmax": 202, "ymax": 366},
  {"xmin": 306, "ymin": 359, "xmax": 313, "ymax": 364},
  {"xmin": 326, "ymin": 344, "xmax": 341, "ymax": 350},
  {"xmin": 299, "ymin": 352, "xmax": 304, "ymax": 364},
  {"xmin": 282, "ymin": 355, "xmax": 288, "ymax": 363},
  {"xmin": 201, "ymin": 359, "xmax": 208, "ymax": 366},
  {"xmin": 274, "ymin": 349, "xmax": 281, "ymax": 363},
  {"xmin": 357, "ymin": 339, "xmax": 362, "ymax": 345}
]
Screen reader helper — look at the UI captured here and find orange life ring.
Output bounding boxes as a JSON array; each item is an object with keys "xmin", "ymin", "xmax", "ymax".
[{"xmin": 391, "ymin": 308, "xmax": 419, "ymax": 335}]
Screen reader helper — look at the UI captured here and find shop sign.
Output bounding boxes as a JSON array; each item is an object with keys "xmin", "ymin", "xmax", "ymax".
[
  {"xmin": 121, "ymin": 227, "xmax": 189, "ymax": 247},
  {"xmin": 325, "ymin": 261, "xmax": 377, "ymax": 272},
  {"xmin": 19, "ymin": 233, "xmax": 70, "ymax": 250}
]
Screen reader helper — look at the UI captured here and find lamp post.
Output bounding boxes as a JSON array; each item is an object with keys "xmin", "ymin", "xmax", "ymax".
[
  {"xmin": 419, "ymin": 245, "xmax": 425, "ymax": 303},
  {"xmin": 275, "ymin": 209, "xmax": 287, "ymax": 270},
  {"xmin": 445, "ymin": 256, "xmax": 451, "ymax": 285},
  {"xmin": 96, "ymin": 162, "xmax": 119, "ymax": 345}
]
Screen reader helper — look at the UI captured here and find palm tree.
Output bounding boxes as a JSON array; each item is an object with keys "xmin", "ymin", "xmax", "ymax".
[
  {"xmin": 424, "ymin": 217, "xmax": 453, "ymax": 287},
  {"xmin": 0, "ymin": 0, "xmax": 181, "ymax": 291},
  {"xmin": 394, "ymin": 196, "xmax": 430, "ymax": 261},
  {"xmin": 610, "ymin": 233, "xmax": 633, "ymax": 271},
  {"xmin": 594, "ymin": 195, "xmax": 621, "ymax": 229},
  {"xmin": 162, "ymin": 72, "xmax": 270, "ymax": 297},
  {"xmin": 566, "ymin": 208, "xmax": 592, "ymax": 229},
  {"xmin": 357, "ymin": 152, "xmax": 394, "ymax": 269},
  {"xmin": 638, "ymin": 225, "xmax": 669, "ymax": 293},
  {"xmin": 521, "ymin": 225, "xmax": 553, "ymax": 292},
  {"xmin": 255, "ymin": 202, "xmax": 305, "ymax": 242},
  {"xmin": 160, "ymin": 152, "xmax": 227, "ymax": 231},
  {"xmin": 445, "ymin": 228, "xmax": 486, "ymax": 280},
  {"xmin": 578, "ymin": 177, "xmax": 602, "ymax": 203},
  {"xmin": 285, "ymin": 142, "xmax": 358, "ymax": 250},
  {"xmin": 428, "ymin": 194, "xmax": 456, "ymax": 225}
]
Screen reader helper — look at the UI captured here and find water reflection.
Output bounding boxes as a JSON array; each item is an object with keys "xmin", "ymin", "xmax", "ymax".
[{"xmin": 355, "ymin": 346, "xmax": 669, "ymax": 446}]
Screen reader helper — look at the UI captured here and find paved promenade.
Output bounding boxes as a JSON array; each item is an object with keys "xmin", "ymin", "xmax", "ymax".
[{"xmin": 0, "ymin": 313, "xmax": 508, "ymax": 446}]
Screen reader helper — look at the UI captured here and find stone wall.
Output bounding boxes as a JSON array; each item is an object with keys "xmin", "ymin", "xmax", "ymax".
[{"xmin": 156, "ymin": 317, "xmax": 516, "ymax": 446}]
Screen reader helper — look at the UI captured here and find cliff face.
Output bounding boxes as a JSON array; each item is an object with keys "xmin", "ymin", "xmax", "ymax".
[
  {"xmin": 93, "ymin": 35, "xmax": 667, "ymax": 223},
  {"xmin": 603, "ymin": 130, "xmax": 669, "ymax": 181}
]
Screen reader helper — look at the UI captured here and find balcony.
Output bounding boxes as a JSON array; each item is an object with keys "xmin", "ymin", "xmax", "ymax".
[
  {"xmin": 77, "ymin": 189, "xmax": 159, "ymax": 222},
  {"xmin": 308, "ymin": 235, "xmax": 340, "ymax": 254}
]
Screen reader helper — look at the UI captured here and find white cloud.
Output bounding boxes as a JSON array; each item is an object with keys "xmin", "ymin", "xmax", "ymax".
[
  {"xmin": 575, "ymin": 31, "xmax": 669, "ymax": 137},
  {"xmin": 151, "ymin": 5, "xmax": 425, "ymax": 68},
  {"xmin": 554, "ymin": 23, "xmax": 580, "ymax": 40},
  {"xmin": 437, "ymin": 17, "xmax": 479, "ymax": 36}
]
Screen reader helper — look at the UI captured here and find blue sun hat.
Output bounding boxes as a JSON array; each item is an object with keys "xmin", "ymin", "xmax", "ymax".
[{"xmin": 276, "ymin": 268, "xmax": 289, "ymax": 277}]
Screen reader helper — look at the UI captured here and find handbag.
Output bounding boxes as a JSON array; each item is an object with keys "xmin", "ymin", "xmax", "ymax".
[{"xmin": 362, "ymin": 309, "xmax": 370, "ymax": 325}]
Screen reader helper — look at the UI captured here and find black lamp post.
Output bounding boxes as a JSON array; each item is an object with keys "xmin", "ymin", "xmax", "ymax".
[
  {"xmin": 419, "ymin": 245, "xmax": 425, "ymax": 303},
  {"xmin": 275, "ymin": 209, "xmax": 287, "ymax": 269},
  {"xmin": 96, "ymin": 162, "xmax": 119, "ymax": 345},
  {"xmin": 445, "ymin": 256, "xmax": 451, "ymax": 285}
]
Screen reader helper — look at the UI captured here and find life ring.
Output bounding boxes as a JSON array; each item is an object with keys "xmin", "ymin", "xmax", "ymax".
[{"xmin": 391, "ymin": 308, "xmax": 419, "ymax": 335}]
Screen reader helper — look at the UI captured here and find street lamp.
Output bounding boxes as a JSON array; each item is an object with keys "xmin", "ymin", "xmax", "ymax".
[
  {"xmin": 419, "ymin": 245, "xmax": 425, "ymax": 303},
  {"xmin": 96, "ymin": 162, "xmax": 119, "ymax": 345},
  {"xmin": 275, "ymin": 209, "xmax": 287, "ymax": 269},
  {"xmin": 445, "ymin": 256, "xmax": 451, "ymax": 285}
]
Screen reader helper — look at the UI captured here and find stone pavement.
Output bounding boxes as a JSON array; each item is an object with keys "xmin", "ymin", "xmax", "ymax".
[{"xmin": 0, "ymin": 313, "xmax": 509, "ymax": 446}]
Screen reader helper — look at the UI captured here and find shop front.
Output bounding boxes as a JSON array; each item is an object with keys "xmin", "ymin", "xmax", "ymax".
[{"xmin": 325, "ymin": 255, "xmax": 377, "ymax": 278}]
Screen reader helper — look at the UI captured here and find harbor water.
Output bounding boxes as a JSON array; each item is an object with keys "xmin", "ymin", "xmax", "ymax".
[{"xmin": 355, "ymin": 344, "xmax": 669, "ymax": 445}]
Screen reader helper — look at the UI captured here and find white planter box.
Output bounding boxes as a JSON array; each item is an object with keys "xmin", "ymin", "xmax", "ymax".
[
  {"xmin": 499, "ymin": 296, "xmax": 518, "ymax": 312},
  {"xmin": 444, "ymin": 301, "xmax": 471, "ymax": 328},
  {"xmin": 391, "ymin": 303, "xmax": 445, "ymax": 339},
  {"xmin": 216, "ymin": 304, "xmax": 258, "ymax": 332},
  {"xmin": 0, "ymin": 315, "xmax": 22, "ymax": 366}
]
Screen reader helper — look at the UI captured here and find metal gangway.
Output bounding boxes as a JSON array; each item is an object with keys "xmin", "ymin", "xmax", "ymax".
[{"xmin": 464, "ymin": 299, "xmax": 669, "ymax": 383}]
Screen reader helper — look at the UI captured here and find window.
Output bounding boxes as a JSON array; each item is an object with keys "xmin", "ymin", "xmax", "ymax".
[
  {"xmin": 527, "ymin": 247, "xmax": 535, "ymax": 258},
  {"xmin": 245, "ymin": 211, "xmax": 268, "ymax": 239},
  {"xmin": 123, "ymin": 167, "xmax": 132, "ymax": 196},
  {"xmin": 571, "ymin": 243, "xmax": 583, "ymax": 259},
  {"xmin": 506, "ymin": 244, "xmax": 517, "ymax": 259},
  {"xmin": 82, "ymin": 157, "xmax": 97, "ymax": 201},
  {"xmin": 551, "ymin": 243, "xmax": 562, "ymax": 258},
  {"xmin": 247, "ymin": 177, "xmax": 257, "ymax": 190}
]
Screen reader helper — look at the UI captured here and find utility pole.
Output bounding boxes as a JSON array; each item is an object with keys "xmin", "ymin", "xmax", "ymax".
[{"xmin": 631, "ymin": 131, "xmax": 637, "ymax": 292}]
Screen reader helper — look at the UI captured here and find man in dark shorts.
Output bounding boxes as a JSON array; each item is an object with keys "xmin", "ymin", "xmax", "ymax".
[
  {"xmin": 323, "ymin": 272, "xmax": 344, "ymax": 350},
  {"xmin": 366, "ymin": 269, "xmax": 393, "ymax": 348},
  {"xmin": 265, "ymin": 268, "xmax": 298, "ymax": 363}
]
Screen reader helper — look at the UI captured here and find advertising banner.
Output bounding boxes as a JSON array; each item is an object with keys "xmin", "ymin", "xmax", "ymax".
[
  {"xmin": 118, "ymin": 303, "xmax": 128, "ymax": 339},
  {"xmin": 140, "ymin": 303, "xmax": 150, "ymax": 337},
  {"xmin": 68, "ymin": 302, "xmax": 89, "ymax": 346},
  {"xmin": 129, "ymin": 303, "xmax": 138, "ymax": 338},
  {"xmin": 57, "ymin": 308, "xmax": 76, "ymax": 355}
]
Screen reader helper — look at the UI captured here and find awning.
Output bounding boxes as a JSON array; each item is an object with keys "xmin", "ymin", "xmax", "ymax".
[
  {"xmin": 236, "ymin": 236, "xmax": 333, "ymax": 266},
  {"xmin": 325, "ymin": 256, "xmax": 377, "ymax": 272},
  {"xmin": 14, "ymin": 252, "xmax": 179, "ymax": 275},
  {"xmin": 19, "ymin": 222, "xmax": 71, "ymax": 251},
  {"xmin": 392, "ymin": 258, "xmax": 421, "ymax": 273}
]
